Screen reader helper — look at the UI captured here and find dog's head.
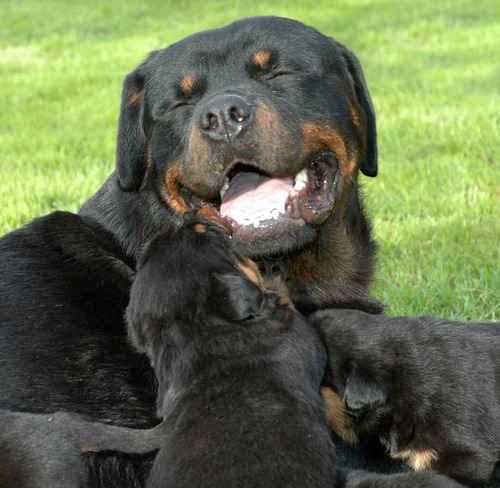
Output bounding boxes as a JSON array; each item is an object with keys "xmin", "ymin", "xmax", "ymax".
[{"xmin": 116, "ymin": 16, "xmax": 376, "ymax": 258}]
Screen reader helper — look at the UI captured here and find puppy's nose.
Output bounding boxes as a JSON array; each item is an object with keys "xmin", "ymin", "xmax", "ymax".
[{"xmin": 198, "ymin": 95, "xmax": 254, "ymax": 143}]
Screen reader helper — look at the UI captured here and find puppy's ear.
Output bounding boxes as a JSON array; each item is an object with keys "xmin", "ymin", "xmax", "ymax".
[
  {"xmin": 116, "ymin": 52, "xmax": 157, "ymax": 191},
  {"xmin": 335, "ymin": 42, "xmax": 378, "ymax": 178},
  {"xmin": 343, "ymin": 363, "xmax": 388, "ymax": 413},
  {"xmin": 212, "ymin": 273, "xmax": 265, "ymax": 322}
]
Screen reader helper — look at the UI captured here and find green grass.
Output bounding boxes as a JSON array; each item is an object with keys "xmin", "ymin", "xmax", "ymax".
[{"xmin": 1, "ymin": 0, "xmax": 498, "ymax": 320}]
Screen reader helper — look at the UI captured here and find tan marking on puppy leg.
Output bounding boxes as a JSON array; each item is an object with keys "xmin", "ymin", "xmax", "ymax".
[
  {"xmin": 253, "ymin": 51, "xmax": 271, "ymax": 68},
  {"xmin": 321, "ymin": 386, "xmax": 358, "ymax": 445},
  {"xmin": 392, "ymin": 448, "xmax": 439, "ymax": 471}
]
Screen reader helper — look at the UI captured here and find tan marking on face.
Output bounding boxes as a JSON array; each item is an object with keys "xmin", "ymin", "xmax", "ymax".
[
  {"xmin": 321, "ymin": 387, "xmax": 358, "ymax": 445},
  {"xmin": 128, "ymin": 91, "xmax": 143, "ymax": 106},
  {"xmin": 392, "ymin": 448, "xmax": 439, "ymax": 471},
  {"xmin": 253, "ymin": 51, "xmax": 271, "ymax": 68},
  {"xmin": 162, "ymin": 163, "xmax": 190, "ymax": 214},
  {"xmin": 183, "ymin": 127, "xmax": 217, "ymax": 197},
  {"xmin": 180, "ymin": 75, "xmax": 196, "ymax": 93},
  {"xmin": 301, "ymin": 123, "xmax": 358, "ymax": 178}
]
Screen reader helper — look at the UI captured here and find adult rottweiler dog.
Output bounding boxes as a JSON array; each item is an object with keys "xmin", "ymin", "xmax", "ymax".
[
  {"xmin": 79, "ymin": 15, "xmax": 382, "ymax": 315},
  {"xmin": 0, "ymin": 15, "xmax": 465, "ymax": 487},
  {"xmin": 126, "ymin": 211, "xmax": 465, "ymax": 488},
  {"xmin": 312, "ymin": 309, "xmax": 500, "ymax": 487},
  {"xmin": 0, "ymin": 409, "xmax": 162, "ymax": 488}
]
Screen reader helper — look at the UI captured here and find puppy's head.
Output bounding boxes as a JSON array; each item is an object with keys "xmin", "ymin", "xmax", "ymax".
[
  {"xmin": 311, "ymin": 310, "xmax": 393, "ymax": 439},
  {"xmin": 126, "ymin": 210, "xmax": 278, "ymax": 354}
]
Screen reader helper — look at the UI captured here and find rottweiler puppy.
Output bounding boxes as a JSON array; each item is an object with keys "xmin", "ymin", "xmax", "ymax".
[
  {"xmin": 126, "ymin": 213, "xmax": 337, "ymax": 487},
  {"xmin": 312, "ymin": 309, "xmax": 500, "ymax": 487},
  {"xmin": 0, "ymin": 408, "xmax": 162, "ymax": 488}
]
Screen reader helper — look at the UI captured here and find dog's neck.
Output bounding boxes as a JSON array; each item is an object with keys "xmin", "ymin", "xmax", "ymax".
[{"xmin": 79, "ymin": 172, "xmax": 179, "ymax": 260}]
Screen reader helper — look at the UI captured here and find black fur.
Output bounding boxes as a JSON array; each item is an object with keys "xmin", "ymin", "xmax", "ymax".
[
  {"xmin": 0, "ymin": 409, "xmax": 162, "ymax": 488},
  {"xmin": 312, "ymin": 309, "xmax": 500, "ymax": 487},
  {"xmin": 340, "ymin": 470, "xmax": 467, "ymax": 488}
]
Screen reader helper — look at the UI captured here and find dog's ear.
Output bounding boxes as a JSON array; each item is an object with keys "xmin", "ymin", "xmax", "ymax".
[
  {"xmin": 212, "ymin": 272, "xmax": 265, "ymax": 322},
  {"xmin": 116, "ymin": 52, "xmax": 158, "ymax": 191},
  {"xmin": 343, "ymin": 363, "xmax": 388, "ymax": 413},
  {"xmin": 335, "ymin": 42, "xmax": 378, "ymax": 178}
]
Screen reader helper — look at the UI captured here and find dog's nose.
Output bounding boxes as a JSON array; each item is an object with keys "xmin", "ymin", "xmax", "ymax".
[{"xmin": 198, "ymin": 95, "xmax": 254, "ymax": 143}]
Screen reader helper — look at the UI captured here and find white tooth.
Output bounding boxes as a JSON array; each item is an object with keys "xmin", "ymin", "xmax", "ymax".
[
  {"xmin": 271, "ymin": 209, "xmax": 280, "ymax": 219},
  {"xmin": 296, "ymin": 168, "xmax": 308, "ymax": 183},
  {"xmin": 294, "ymin": 180, "xmax": 306, "ymax": 192},
  {"xmin": 220, "ymin": 177, "xmax": 229, "ymax": 200},
  {"xmin": 293, "ymin": 168, "xmax": 308, "ymax": 191}
]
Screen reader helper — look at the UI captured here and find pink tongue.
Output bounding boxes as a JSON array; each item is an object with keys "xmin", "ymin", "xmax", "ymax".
[{"xmin": 220, "ymin": 172, "xmax": 294, "ymax": 226}]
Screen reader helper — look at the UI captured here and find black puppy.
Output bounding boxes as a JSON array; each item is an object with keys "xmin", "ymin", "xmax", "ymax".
[
  {"xmin": 0, "ymin": 409, "xmax": 162, "ymax": 488},
  {"xmin": 312, "ymin": 309, "xmax": 500, "ymax": 487},
  {"xmin": 126, "ymin": 214, "xmax": 337, "ymax": 487}
]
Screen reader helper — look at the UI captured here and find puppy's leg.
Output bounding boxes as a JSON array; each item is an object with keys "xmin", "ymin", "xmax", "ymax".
[
  {"xmin": 54, "ymin": 412, "xmax": 164, "ymax": 454},
  {"xmin": 321, "ymin": 386, "xmax": 358, "ymax": 445}
]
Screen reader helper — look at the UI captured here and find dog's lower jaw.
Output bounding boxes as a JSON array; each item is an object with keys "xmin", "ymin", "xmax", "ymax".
[{"xmin": 234, "ymin": 220, "xmax": 317, "ymax": 257}]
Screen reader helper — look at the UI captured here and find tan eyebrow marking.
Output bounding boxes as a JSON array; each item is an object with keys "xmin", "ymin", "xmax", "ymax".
[
  {"xmin": 128, "ymin": 91, "xmax": 143, "ymax": 106},
  {"xmin": 180, "ymin": 75, "xmax": 196, "ymax": 93},
  {"xmin": 253, "ymin": 51, "xmax": 271, "ymax": 68}
]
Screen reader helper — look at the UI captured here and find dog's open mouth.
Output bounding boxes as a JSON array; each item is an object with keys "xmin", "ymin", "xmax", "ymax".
[{"xmin": 185, "ymin": 151, "xmax": 339, "ymax": 244}]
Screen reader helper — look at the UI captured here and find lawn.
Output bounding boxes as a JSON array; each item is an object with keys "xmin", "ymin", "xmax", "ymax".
[{"xmin": 1, "ymin": 0, "xmax": 498, "ymax": 320}]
